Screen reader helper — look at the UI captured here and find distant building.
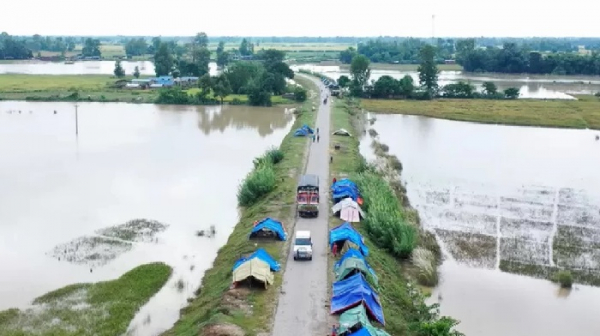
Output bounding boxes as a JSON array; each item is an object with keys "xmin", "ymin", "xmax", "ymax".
[
  {"xmin": 444, "ymin": 59, "xmax": 456, "ymax": 64},
  {"xmin": 175, "ymin": 76, "xmax": 199, "ymax": 87}
]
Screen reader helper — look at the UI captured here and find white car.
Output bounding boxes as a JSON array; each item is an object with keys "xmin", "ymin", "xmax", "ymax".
[{"xmin": 293, "ymin": 230, "xmax": 313, "ymax": 261}]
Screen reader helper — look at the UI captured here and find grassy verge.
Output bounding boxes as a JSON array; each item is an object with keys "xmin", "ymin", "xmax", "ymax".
[
  {"xmin": 0, "ymin": 263, "xmax": 172, "ymax": 336},
  {"xmin": 0, "ymin": 74, "xmax": 292, "ymax": 105},
  {"xmin": 361, "ymin": 96, "xmax": 600, "ymax": 129},
  {"xmin": 328, "ymin": 98, "xmax": 460, "ymax": 335},
  {"xmin": 161, "ymin": 74, "xmax": 318, "ymax": 336},
  {"xmin": 339, "ymin": 63, "xmax": 463, "ymax": 71}
]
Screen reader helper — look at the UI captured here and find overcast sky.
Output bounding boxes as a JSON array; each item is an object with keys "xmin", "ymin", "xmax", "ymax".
[{"xmin": 3, "ymin": 0, "xmax": 600, "ymax": 37}]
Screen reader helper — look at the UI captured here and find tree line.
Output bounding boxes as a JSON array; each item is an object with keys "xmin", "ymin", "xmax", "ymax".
[
  {"xmin": 340, "ymin": 38, "xmax": 455, "ymax": 64},
  {"xmin": 342, "ymin": 46, "xmax": 520, "ymax": 100},
  {"xmin": 456, "ymin": 39, "xmax": 600, "ymax": 75},
  {"xmin": 0, "ymin": 32, "xmax": 32, "ymax": 59}
]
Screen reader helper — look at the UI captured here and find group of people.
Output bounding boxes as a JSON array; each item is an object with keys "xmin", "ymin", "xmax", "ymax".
[{"xmin": 312, "ymin": 127, "xmax": 320, "ymax": 143}]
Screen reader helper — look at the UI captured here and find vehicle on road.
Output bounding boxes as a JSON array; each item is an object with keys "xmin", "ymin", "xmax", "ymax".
[
  {"xmin": 293, "ymin": 230, "xmax": 313, "ymax": 261},
  {"xmin": 297, "ymin": 174, "xmax": 319, "ymax": 218}
]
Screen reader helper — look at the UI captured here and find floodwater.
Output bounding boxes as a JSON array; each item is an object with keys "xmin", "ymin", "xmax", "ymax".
[
  {"xmin": 360, "ymin": 114, "xmax": 600, "ymax": 336},
  {"xmin": 0, "ymin": 101, "xmax": 294, "ymax": 335},
  {"xmin": 292, "ymin": 64, "xmax": 600, "ymax": 99},
  {"xmin": 0, "ymin": 60, "xmax": 218, "ymax": 76}
]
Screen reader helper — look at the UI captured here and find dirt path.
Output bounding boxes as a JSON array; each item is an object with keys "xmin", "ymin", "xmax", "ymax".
[{"xmin": 271, "ymin": 75, "xmax": 331, "ymax": 336}]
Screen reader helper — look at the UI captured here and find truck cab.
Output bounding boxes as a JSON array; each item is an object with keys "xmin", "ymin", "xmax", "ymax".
[
  {"xmin": 293, "ymin": 230, "xmax": 313, "ymax": 261},
  {"xmin": 297, "ymin": 174, "xmax": 319, "ymax": 218}
]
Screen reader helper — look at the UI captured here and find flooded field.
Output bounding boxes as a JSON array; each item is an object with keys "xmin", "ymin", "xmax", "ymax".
[
  {"xmin": 293, "ymin": 64, "xmax": 600, "ymax": 99},
  {"xmin": 360, "ymin": 113, "xmax": 600, "ymax": 336},
  {"xmin": 0, "ymin": 101, "xmax": 294, "ymax": 335},
  {"xmin": 0, "ymin": 60, "xmax": 218, "ymax": 76}
]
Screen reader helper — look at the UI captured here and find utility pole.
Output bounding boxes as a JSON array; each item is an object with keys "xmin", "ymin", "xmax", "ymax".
[
  {"xmin": 74, "ymin": 104, "xmax": 79, "ymax": 136},
  {"xmin": 431, "ymin": 14, "xmax": 436, "ymax": 45}
]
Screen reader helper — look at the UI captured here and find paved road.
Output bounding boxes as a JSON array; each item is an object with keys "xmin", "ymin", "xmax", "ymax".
[{"xmin": 272, "ymin": 75, "xmax": 331, "ymax": 336}]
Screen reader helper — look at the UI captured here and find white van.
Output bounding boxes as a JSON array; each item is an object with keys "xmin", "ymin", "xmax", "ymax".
[{"xmin": 293, "ymin": 230, "xmax": 313, "ymax": 261}]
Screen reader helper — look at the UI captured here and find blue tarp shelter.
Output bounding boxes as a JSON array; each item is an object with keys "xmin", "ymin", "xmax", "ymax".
[
  {"xmin": 331, "ymin": 179, "xmax": 361, "ymax": 203},
  {"xmin": 249, "ymin": 217, "xmax": 287, "ymax": 241},
  {"xmin": 329, "ymin": 222, "xmax": 369, "ymax": 256},
  {"xmin": 349, "ymin": 328, "xmax": 371, "ymax": 336},
  {"xmin": 331, "ymin": 273, "xmax": 385, "ymax": 325},
  {"xmin": 335, "ymin": 248, "xmax": 377, "ymax": 278},
  {"xmin": 294, "ymin": 124, "xmax": 314, "ymax": 137},
  {"xmin": 233, "ymin": 248, "xmax": 280, "ymax": 272}
]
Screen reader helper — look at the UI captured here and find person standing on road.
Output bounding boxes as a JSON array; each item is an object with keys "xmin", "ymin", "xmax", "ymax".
[
  {"xmin": 331, "ymin": 324, "xmax": 338, "ymax": 336},
  {"xmin": 332, "ymin": 243, "xmax": 338, "ymax": 257},
  {"xmin": 317, "ymin": 134, "xmax": 320, "ymax": 142},
  {"xmin": 316, "ymin": 127, "xmax": 319, "ymax": 134}
]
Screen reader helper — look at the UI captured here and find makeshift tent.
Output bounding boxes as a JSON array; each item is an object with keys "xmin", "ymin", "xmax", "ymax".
[
  {"xmin": 335, "ymin": 249, "xmax": 378, "ymax": 284},
  {"xmin": 338, "ymin": 305, "xmax": 390, "ymax": 336},
  {"xmin": 333, "ymin": 128, "xmax": 351, "ymax": 136},
  {"xmin": 330, "ymin": 222, "xmax": 369, "ymax": 256},
  {"xmin": 294, "ymin": 124, "xmax": 314, "ymax": 136},
  {"xmin": 331, "ymin": 179, "xmax": 363, "ymax": 204},
  {"xmin": 233, "ymin": 248, "xmax": 280, "ymax": 272},
  {"xmin": 249, "ymin": 217, "xmax": 287, "ymax": 241},
  {"xmin": 331, "ymin": 273, "xmax": 385, "ymax": 325},
  {"xmin": 332, "ymin": 198, "xmax": 364, "ymax": 223},
  {"xmin": 232, "ymin": 258, "xmax": 274, "ymax": 287}
]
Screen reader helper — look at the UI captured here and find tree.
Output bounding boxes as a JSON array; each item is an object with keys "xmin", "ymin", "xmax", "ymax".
[
  {"xmin": 194, "ymin": 47, "xmax": 212, "ymax": 77},
  {"xmin": 133, "ymin": 66, "xmax": 140, "ymax": 78},
  {"xmin": 113, "ymin": 60, "xmax": 125, "ymax": 78},
  {"xmin": 294, "ymin": 86, "xmax": 307, "ymax": 102},
  {"xmin": 194, "ymin": 32, "xmax": 209, "ymax": 48},
  {"xmin": 216, "ymin": 41, "xmax": 229, "ymax": 68},
  {"xmin": 239, "ymin": 38, "xmax": 253, "ymax": 56},
  {"xmin": 338, "ymin": 75, "xmax": 351, "ymax": 88},
  {"xmin": 154, "ymin": 42, "xmax": 173, "ymax": 76},
  {"xmin": 349, "ymin": 54, "xmax": 371, "ymax": 96},
  {"xmin": 225, "ymin": 61, "xmax": 264, "ymax": 94},
  {"xmin": 504, "ymin": 87, "xmax": 520, "ymax": 99},
  {"xmin": 482, "ymin": 81, "xmax": 497, "ymax": 95},
  {"xmin": 247, "ymin": 71, "xmax": 274, "ymax": 106},
  {"xmin": 212, "ymin": 74, "xmax": 232, "ymax": 104},
  {"xmin": 418, "ymin": 45, "xmax": 439, "ymax": 96},
  {"xmin": 197, "ymin": 74, "xmax": 213, "ymax": 101},
  {"xmin": 339, "ymin": 47, "xmax": 357, "ymax": 64},
  {"xmin": 81, "ymin": 38, "xmax": 101, "ymax": 57},
  {"xmin": 372, "ymin": 75, "xmax": 399, "ymax": 98},
  {"xmin": 398, "ymin": 75, "xmax": 415, "ymax": 97},
  {"xmin": 125, "ymin": 38, "xmax": 148, "ymax": 57}
]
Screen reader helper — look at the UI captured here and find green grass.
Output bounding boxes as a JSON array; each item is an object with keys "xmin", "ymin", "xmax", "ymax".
[
  {"xmin": 362, "ymin": 96, "xmax": 600, "ymax": 129},
  {"xmin": 328, "ymin": 98, "xmax": 461, "ymax": 335},
  {"xmin": 161, "ymin": 74, "xmax": 319, "ymax": 336},
  {"xmin": 0, "ymin": 263, "xmax": 172, "ymax": 336}
]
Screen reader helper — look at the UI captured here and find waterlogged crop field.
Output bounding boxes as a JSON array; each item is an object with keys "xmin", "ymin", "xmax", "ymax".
[{"xmin": 414, "ymin": 184, "xmax": 600, "ymax": 284}]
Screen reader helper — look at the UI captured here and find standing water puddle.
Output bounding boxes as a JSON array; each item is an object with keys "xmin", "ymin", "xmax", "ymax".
[
  {"xmin": 360, "ymin": 114, "xmax": 600, "ymax": 336},
  {"xmin": 0, "ymin": 101, "xmax": 294, "ymax": 335}
]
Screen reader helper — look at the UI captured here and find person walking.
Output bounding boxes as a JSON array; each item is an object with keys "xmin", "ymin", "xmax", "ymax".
[
  {"xmin": 331, "ymin": 324, "xmax": 338, "ymax": 336},
  {"xmin": 317, "ymin": 134, "xmax": 320, "ymax": 142},
  {"xmin": 312, "ymin": 134, "xmax": 316, "ymax": 142},
  {"xmin": 332, "ymin": 243, "xmax": 338, "ymax": 257},
  {"xmin": 316, "ymin": 127, "xmax": 319, "ymax": 134}
]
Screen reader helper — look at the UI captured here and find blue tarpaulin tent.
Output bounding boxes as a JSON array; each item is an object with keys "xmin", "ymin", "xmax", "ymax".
[
  {"xmin": 249, "ymin": 217, "xmax": 287, "ymax": 241},
  {"xmin": 349, "ymin": 328, "xmax": 371, "ymax": 336},
  {"xmin": 331, "ymin": 179, "xmax": 361, "ymax": 203},
  {"xmin": 233, "ymin": 248, "xmax": 280, "ymax": 272},
  {"xmin": 329, "ymin": 222, "xmax": 369, "ymax": 256},
  {"xmin": 331, "ymin": 273, "xmax": 385, "ymax": 325},
  {"xmin": 335, "ymin": 248, "xmax": 376, "ymax": 277},
  {"xmin": 293, "ymin": 124, "xmax": 314, "ymax": 137}
]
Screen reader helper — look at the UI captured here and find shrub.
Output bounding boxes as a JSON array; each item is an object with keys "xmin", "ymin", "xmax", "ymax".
[
  {"xmin": 553, "ymin": 270, "xmax": 573, "ymax": 288},
  {"xmin": 351, "ymin": 172, "xmax": 418, "ymax": 258},
  {"xmin": 253, "ymin": 147, "xmax": 284, "ymax": 167},
  {"xmin": 412, "ymin": 247, "xmax": 438, "ymax": 286},
  {"xmin": 237, "ymin": 163, "xmax": 276, "ymax": 207}
]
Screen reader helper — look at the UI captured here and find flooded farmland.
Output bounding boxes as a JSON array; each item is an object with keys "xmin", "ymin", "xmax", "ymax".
[
  {"xmin": 0, "ymin": 60, "xmax": 219, "ymax": 76},
  {"xmin": 292, "ymin": 64, "xmax": 600, "ymax": 99},
  {"xmin": 0, "ymin": 101, "xmax": 294, "ymax": 335},
  {"xmin": 360, "ymin": 113, "xmax": 600, "ymax": 336}
]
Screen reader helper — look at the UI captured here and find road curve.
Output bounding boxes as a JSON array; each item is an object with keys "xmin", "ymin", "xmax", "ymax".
[{"xmin": 271, "ymin": 75, "xmax": 331, "ymax": 336}]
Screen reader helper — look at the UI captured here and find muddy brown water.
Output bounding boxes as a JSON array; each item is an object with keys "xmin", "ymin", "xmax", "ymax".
[
  {"xmin": 360, "ymin": 114, "xmax": 600, "ymax": 336},
  {"xmin": 0, "ymin": 101, "xmax": 294, "ymax": 335},
  {"xmin": 293, "ymin": 64, "xmax": 600, "ymax": 99},
  {"xmin": 0, "ymin": 61, "xmax": 218, "ymax": 76}
]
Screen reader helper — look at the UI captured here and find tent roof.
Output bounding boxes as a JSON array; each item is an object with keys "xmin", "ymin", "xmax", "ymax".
[
  {"xmin": 339, "ymin": 305, "xmax": 390, "ymax": 336},
  {"xmin": 331, "ymin": 273, "xmax": 385, "ymax": 325},
  {"xmin": 332, "ymin": 198, "xmax": 365, "ymax": 217},
  {"xmin": 330, "ymin": 223, "xmax": 369, "ymax": 256},
  {"xmin": 331, "ymin": 179, "xmax": 361, "ymax": 202},
  {"xmin": 232, "ymin": 258, "xmax": 274, "ymax": 285},
  {"xmin": 335, "ymin": 256, "xmax": 378, "ymax": 285},
  {"xmin": 233, "ymin": 248, "xmax": 280, "ymax": 272},
  {"xmin": 250, "ymin": 217, "xmax": 287, "ymax": 241},
  {"xmin": 336, "ymin": 248, "xmax": 376, "ymax": 276},
  {"xmin": 333, "ymin": 128, "xmax": 351, "ymax": 136}
]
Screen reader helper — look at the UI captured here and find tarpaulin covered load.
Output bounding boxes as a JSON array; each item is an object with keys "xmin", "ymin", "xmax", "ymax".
[
  {"xmin": 293, "ymin": 124, "xmax": 314, "ymax": 137},
  {"xmin": 335, "ymin": 248, "xmax": 378, "ymax": 284},
  {"xmin": 233, "ymin": 248, "xmax": 280, "ymax": 272},
  {"xmin": 331, "ymin": 179, "xmax": 363, "ymax": 204},
  {"xmin": 249, "ymin": 217, "xmax": 287, "ymax": 241},
  {"xmin": 232, "ymin": 258, "xmax": 274, "ymax": 286},
  {"xmin": 338, "ymin": 305, "xmax": 390, "ymax": 336},
  {"xmin": 331, "ymin": 273, "xmax": 385, "ymax": 325},
  {"xmin": 332, "ymin": 198, "xmax": 365, "ymax": 223},
  {"xmin": 329, "ymin": 222, "xmax": 369, "ymax": 256}
]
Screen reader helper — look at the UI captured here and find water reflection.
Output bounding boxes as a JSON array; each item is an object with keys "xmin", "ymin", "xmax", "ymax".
[
  {"xmin": 0, "ymin": 100, "xmax": 294, "ymax": 335},
  {"xmin": 0, "ymin": 61, "xmax": 218, "ymax": 76},
  {"xmin": 292, "ymin": 64, "xmax": 600, "ymax": 99},
  {"xmin": 360, "ymin": 114, "xmax": 600, "ymax": 335}
]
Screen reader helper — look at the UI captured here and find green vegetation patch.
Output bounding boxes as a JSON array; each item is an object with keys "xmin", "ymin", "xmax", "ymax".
[
  {"xmin": 162, "ymin": 74, "xmax": 318, "ymax": 336},
  {"xmin": 0, "ymin": 263, "xmax": 172, "ymax": 336},
  {"xmin": 328, "ymin": 98, "xmax": 461, "ymax": 335},
  {"xmin": 96, "ymin": 219, "xmax": 169, "ymax": 242},
  {"xmin": 50, "ymin": 236, "xmax": 133, "ymax": 268},
  {"xmin": 362, "ymin": 97, "xmax": 600, "ymax": 129}
]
